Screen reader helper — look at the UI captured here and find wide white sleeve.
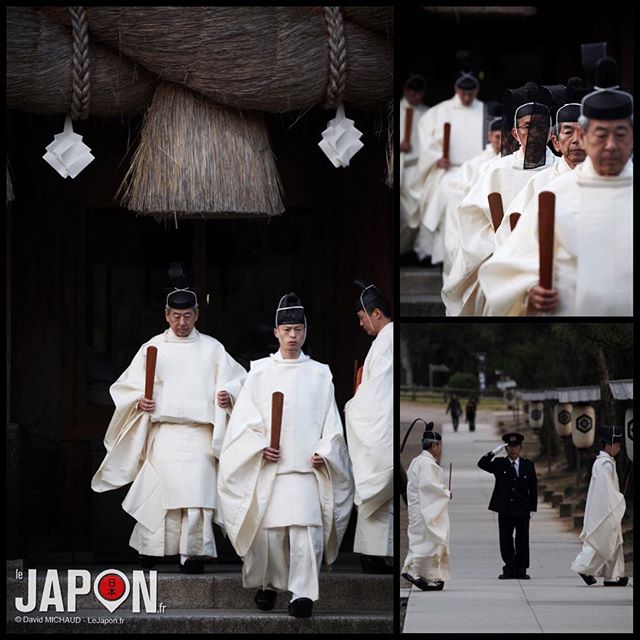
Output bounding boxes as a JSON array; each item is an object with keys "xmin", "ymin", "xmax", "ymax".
[
  {"xmin": 314, "ymin": 381, "xmax": 355, "ymax": 564},
  {"xmin": 217, "ymin": 371, "xmax": 276, "ymax": 556}
]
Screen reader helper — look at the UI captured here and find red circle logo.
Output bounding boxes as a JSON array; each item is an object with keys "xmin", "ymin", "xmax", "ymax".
[{"xmin": 97, "ymin": 574, "xmax": 126, "ymax": 601}]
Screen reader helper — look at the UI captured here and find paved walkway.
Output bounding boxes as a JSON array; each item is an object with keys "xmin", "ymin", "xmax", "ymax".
[{"xmin": 400, "ymin": 401, "xmax": 633, "ymax": 634}]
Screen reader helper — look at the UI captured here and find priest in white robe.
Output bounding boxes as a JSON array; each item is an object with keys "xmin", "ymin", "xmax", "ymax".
[
  {"xmin": 443, "ymin": 101, "xmax": 557, "ymax": 316},
  {"xmin": 493, "ymin": 103, "xmax": 586, "ymax": 249},
  {"xmin": 400, "ymin": 74, "xmax": 429, "ymax": 256},
  {"xmin": 413, "ymin": 71, "xmax": 485, "ymax": 265},
  {"xmin": 441, "ymin": 118, "xmax": 502, "ymax": 282},
  {"xmin": 91, "ymin": 287, "xmax": 247, "ymax": 573},
  {"xmin": 478, "ymin": 88, "xmax": 633, "ymax": 316},
  {"xmin": 402, "ymin": 430, "xmax": 451, "ymax": 591},
  {"xmin": 571, "ymin": 427, "xmax": 628, "ymax": 586},
  {"xmin": 345, "ymin": 280, "xmax": 393, "ymax": 574},
  {"xmin": 217, "ymin": 293, "xmax": 354, "ymax": 618}
]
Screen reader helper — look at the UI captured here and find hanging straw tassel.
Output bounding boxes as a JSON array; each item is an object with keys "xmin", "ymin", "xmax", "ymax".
[
  {"xmin": 7, "ymin": 159, "xmax": 15, "ymax": 203},
  {"xmin": 118, "ymin": 81, "xmax": 285, "ymax": 220},
  {"xmin": 385, "ymin": 99, "xmax": 393, "ymax": 188}
]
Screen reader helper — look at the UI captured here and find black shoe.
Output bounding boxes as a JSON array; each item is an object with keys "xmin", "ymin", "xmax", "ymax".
[
  {"xmin": 517, "ymin": 569, "xmax": 530, "ymax": 580},
  {"xmin": 360, "ymin": 555, "xmax": 393, "ymax": 574},
  {"xmin": 138, "ymin": 554, "xmax": 159, "ymax": 569},
  {"xmin": 423, "ymin": 580, "xmax": 445, "ymax": 591},
  {"xmin": 579, "ymin": 573, "xmax": 597, "ymax": 586},
  {"xmin": 499, "ymin": 572, "xmax": 518, "ymax": 580},
  {"xmin": 288, "ymin": 597, "xmax": 313, "ymax": 618},
  {"xmin": 179, "ymin": 557, "xmax": 204, "ymax": 574},
  {"xmin": 603, "ymin": 577, "xmax": 629, "ymax": 586},
  {"xmin": 402, "ymin": 572, "xmax": 430, "ymax": 590},
  {"xmin": 254, "ymin": 589, "xmax": 277, "ymax": 611}
]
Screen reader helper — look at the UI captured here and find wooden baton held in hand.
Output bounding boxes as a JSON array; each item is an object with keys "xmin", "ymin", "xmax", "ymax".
[
  {"xmin": 270, "ymin": 391, "xmax": 284, "ymax": 450},
  {"xmin": 487, "ymin": 192, "xmax": 505, "ymax": 232},
  {"xmin": 144, "ymin": 346, "xmax": 158, "ymax": 400},
  {"xmin": 442, "ymin": 122, "xmax": 451, "ymax": 161},
  {"xmin": 510, "ymin": 212, "xmax": 521, "ymax": 231},
  {"xmin": 403, "ymin": 107, "xmax": 414, "ymax": 148},
  {"xmin": 355, "ymin": 366, "xmax": 364, "ymax": 393},
  {"xmin": 538, "ymin": 191, "xmax": 555, "ymax": 290}
]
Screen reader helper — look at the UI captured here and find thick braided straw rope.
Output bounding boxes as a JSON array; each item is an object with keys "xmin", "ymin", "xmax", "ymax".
[
  {"xmin": 323, "ymin": 7, "xmax": 346, "ymax": 109},
  {"xmin": 69, "ymin": 6, "xmax": 91, "ymax": 120}
]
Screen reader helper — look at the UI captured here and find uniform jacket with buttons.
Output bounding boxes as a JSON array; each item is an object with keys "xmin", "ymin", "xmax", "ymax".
[{"xmin": 478, "ymin": 453, "xmax": 538, "ymax": 517}]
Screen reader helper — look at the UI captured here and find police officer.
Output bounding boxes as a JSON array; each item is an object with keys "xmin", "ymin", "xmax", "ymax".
[{"xmin": 478, "ymin": 432, "xmax": 538, "ymax": 579}]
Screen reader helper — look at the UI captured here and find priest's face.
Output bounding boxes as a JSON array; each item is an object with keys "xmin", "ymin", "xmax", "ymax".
[
  {"xmin": 506, "ymin": 444, "xmax": 521, "ymax": 461},
  {"xmin": 455, "ymin": 87, "xmax": 478, "ymax": 107},
  {"xmin": 357, "ymin": 309, "xmax": 378, "ymax": 336},
  {"xmin": 580, "ymin": 118, "xmax": 633, "ymax": 176},
  {"xmin": 274, "ymin": 323, "xmax": 305, "ymax": 358},
  {"xmin": 405, "ymin": 87, "xmax": 425, "ymax": 107},
  {"xmin": 605, "ymin": 442, "xmax": 621, "ymax": 457},
  {"xmin": 554, "ymin": 122, "xmax": 586, "ymax": 169},
  {"xmin": 165, "ymin": 306, "xmax": 199, "ymax": 338},
  {"xmin": 489, "ymin": 130, "xmax": 502, "ymax": 155},
  {"xmin": 513, "ymin": 114, "xmax": 547, "ymax": 160}
]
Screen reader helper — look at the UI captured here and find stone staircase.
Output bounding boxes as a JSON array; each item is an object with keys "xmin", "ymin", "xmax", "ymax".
[
  {"xmin": 400, "ymin": 266, "xmax": 446, "ymax": 316},
  {"xmin": 6, "ymin": 556, "xmax": 393, "ymax": 634}
]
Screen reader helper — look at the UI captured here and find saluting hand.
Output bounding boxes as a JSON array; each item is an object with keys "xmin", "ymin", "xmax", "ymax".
[
  {"xmin": 138, "ymin": 397, "xmax": 155, "ymax": 412},
  {"xmin": 217, "ymin": 390, "xmax": 231, "ymax": 409},
  {"xmin": 311, "ymin": 454, "xmax": 325, "ymax": 469},
  {"xmin": 263, "ymin": 447, "xmax": 280, "ymax": 462}
]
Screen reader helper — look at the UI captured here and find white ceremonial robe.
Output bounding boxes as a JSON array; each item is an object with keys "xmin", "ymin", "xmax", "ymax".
[
  {"xmin": 217, "ymin": 352, "xmax": 354, "ymax": 601},
  {"xmin": 91, "ymin": 328, "xmax": 247, "ymax": 557},
  {"xmin": 400, "ymin": 98, "xmax": 429, "ymax": 254},
  {"xmin": 441, "ymin": 144, "xmax": 499, "ymax": 280},
  {"xmin": 442, "ymin": 147, "xmax": 557, "ymax": 316},
  {"xmin": 494, "ymin": 154, "xmax": 575, "ymax": 249},
  {"xmin": 478, "ymin": 157, "xmax": 633, "ymax": 316},
  {"xmin": 412, "ymin": 94, "xmax": 485, "ymax": 263},
  {"xmin": 344, "ymin": 322, "xmax": 393, "ymax": 558},
  {"xmin": 402, "ymin": 450, "xmax": 451, "ymax": 581},
  {"xmin": 571, "ymin": 452, "xmax": 626, "ymax": 580}
]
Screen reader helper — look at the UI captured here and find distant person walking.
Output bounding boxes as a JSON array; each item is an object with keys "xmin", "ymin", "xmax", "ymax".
[
  {"xmin": 445, "ymin": 394, "xmax": 463, "ymax": 432},
  {"xmin": 465, "ymin": 397, "xmax": 477, "ymax": 432}
]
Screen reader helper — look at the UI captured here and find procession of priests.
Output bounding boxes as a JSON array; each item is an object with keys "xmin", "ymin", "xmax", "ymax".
[
  {"xmin": 403, "ymin": 55, "xmax": 633, "ymax": 316},
  {"xmin": 93, "ymin": 278, "xmax": 393, "ymax": 618}
]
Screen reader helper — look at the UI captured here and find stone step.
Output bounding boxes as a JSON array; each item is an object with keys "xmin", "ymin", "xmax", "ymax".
[
  {"xmin": 400, "ymin": 299, "xmax": 446, "ymax": 317},
  {"xmin": 400, "ymin": 267, "xmax": 443, "ymax": 295},
  {"xmin": 7, "ymin": 568, "xmax": 392, "ymax": 613},
  {"xmin": 5, "ymin": 609, "xmax": 393, "ymax": 634}
]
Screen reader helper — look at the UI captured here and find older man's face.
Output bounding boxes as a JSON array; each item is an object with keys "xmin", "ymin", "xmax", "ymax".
[
  {"xmin": 579, "ymin": 118, "xmax": 633, "ymax": 176},
  {"xmin": 165, "ymin": 307, "xmax": 198, "ymax": 338},
  {"xmin": 554, "ymin": 122, "xmax": 586, "ymax": 168}
]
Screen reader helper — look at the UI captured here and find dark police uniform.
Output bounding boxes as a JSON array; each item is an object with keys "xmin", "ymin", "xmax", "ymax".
[{"xmin": 478, "ymin": 433, "xmax": 538, "ymax": 579}]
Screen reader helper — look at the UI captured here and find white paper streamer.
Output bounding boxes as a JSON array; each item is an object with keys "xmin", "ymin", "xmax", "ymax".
[
  {"xmin": 43, "ymin": 116, "xmax": 95, "ymax": 178},
  {"xmin": 318, "ymin": 103, "xmax": 364, "ymax": 168}
]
